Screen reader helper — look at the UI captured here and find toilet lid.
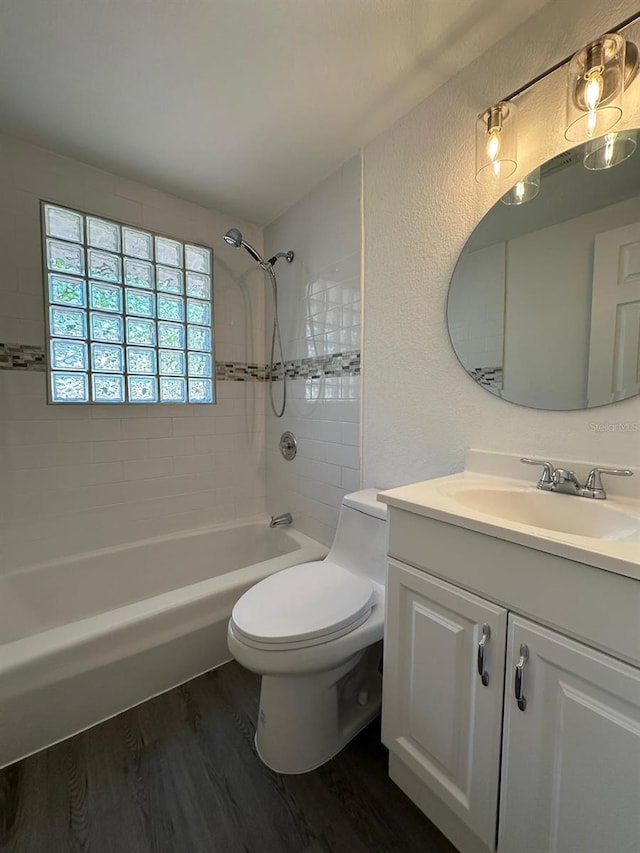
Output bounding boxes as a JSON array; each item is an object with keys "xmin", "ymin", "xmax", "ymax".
[{"xmin": 231, "ymin": 561, "xmax": 375, "ymax": 646}]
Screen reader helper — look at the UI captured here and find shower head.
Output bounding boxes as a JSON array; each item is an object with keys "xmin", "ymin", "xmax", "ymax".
[
  {"xmin": 223, "ymin": 228, "xmax": 243, "ymax": 248},
  {"xmin": 224, "ymin": 227, "xmax": 294, "ymax": 269},
  {"xmin": 224, "ymin": 227, "xmax": 267, "ymax": 268}
]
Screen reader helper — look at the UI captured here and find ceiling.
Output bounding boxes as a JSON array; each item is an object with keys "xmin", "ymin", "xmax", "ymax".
[{"xmin": 0, "ymin": 0, "xmax": 548, "ymax": 225}]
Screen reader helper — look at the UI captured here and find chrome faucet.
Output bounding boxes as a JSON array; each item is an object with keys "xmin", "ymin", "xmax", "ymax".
[
  {"xmin": 270, "ymin": 512, "xmax": 293, "ymax": 528},
  {"xmin": 521, "ymin": 458, "xmax": 633, "ymax": 500}
]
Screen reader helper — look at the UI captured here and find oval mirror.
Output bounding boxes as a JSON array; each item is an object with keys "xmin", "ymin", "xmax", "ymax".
[{"xmin": 448, "ymin": 129, "xmax": 640, "ymax": 410}]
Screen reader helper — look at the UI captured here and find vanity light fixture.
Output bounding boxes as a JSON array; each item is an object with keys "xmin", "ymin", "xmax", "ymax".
[
  {"xmin": 565, "ymin": 33, "xmax": 633, "ymax": 142},
  {"xmin": 500, "ymin": 167, "xmax": 541, "ymax": 205},
  {"xmin": 475, "ymin": 14, "xmax": 640, "ymax": 189},
  {"xmin": 475, "ymin": 102, "xmax": 517, "ymax": 183},
  {"xmin": 583, "ymin": 129, "xmax": 638, "ymax": 169}
]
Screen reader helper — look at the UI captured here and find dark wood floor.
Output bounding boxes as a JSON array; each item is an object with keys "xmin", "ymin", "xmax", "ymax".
[{"xmin": 0, "ymin": 662, "xmax": 457, "ymax": 853}]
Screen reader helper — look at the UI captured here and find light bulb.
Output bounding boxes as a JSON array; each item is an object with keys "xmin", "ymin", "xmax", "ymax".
[
  {"xmin": 584, "ymin": 70, "xmax": 604, "ymax": 137},
  {"xmin": 565, "ymin": 35, "xmax": 625, "ymax": 143},
  {"xmin": 514, "ymin": 181, "xmax": 525, "ymax": 202},
  {"xmin": 584, "ymin": 70, "xmax": 604, "ymax": 111},
  {"xmin": 486, "ymin": 128, "xmax": 501, "ymax": 162},
  {"xmin": 476, "ymin": 102, "xmax": 516, "ymax": 183}
]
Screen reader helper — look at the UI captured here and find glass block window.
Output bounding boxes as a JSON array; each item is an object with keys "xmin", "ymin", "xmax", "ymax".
[{"xmin": 42, "ymin": 202, "xmax": 214, "ymax": 404}]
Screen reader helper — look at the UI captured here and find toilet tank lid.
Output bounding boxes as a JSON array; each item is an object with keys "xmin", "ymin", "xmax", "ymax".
[{"xmin": 342, "ymin": 488, "xmax": 387, "ymax": 520}]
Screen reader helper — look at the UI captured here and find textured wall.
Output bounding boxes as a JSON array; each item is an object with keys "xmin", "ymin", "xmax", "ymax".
[
  {"xmin": 362, "ymin": 0, "xmax": 640, "ymax": 489},
  {"xmin": 0, "ymin": 134, "xmax": 266, "ymax": 571},
  {"xmin": 264, "ymin": 155, "xmax": 361, "ymax": 546}
]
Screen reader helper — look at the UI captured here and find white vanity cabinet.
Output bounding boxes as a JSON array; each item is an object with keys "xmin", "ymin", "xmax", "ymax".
[
  {"xmin": 381, "ymin": 506, "xmax": 640, "ymax": 853},
  {"xmin": 383, "ymin": 559, "xmax": 507, "ymax": 852},
  {"xmin": 499, "ymin": 615, "xmax": 640, "ymax": 853}
]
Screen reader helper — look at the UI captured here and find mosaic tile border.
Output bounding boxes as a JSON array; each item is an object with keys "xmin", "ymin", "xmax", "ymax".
[
  {"xmin": 0, "ymin": 343, "xmax": 47, "ymax": 371},
  {"xmin": 0, "ymin": 343, "xmax": 361, "ymax": 382},
  {"xmin": 275, "ymin": 350, "xmax": 360, "ymax": 381},
  {"xmin": 215, "ymin": 361, "xmax": 269, "ymax": 381}
]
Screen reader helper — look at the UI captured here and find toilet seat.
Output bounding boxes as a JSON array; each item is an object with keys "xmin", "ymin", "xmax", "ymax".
[{"xmin": 231, "ymin": 561, "xmax": 375, "ymax": 651}]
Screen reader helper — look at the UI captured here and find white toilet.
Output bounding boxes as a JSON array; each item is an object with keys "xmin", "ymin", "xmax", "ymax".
[{"xmin": 227, "ymin": 488, "xmax": 387, "ymax": 774}]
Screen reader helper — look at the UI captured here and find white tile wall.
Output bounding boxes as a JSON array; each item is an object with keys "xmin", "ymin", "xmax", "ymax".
[
  {"xmin": 0, "ymin": 133, "xmax": 267, "ymax": 572},
  {"xmin": 0, "ymin": 371, "xmax": 266, "ymax": 570},
  {"xmin": 264, "ymin": 154, "xmax": 362, "ymax": 547}
]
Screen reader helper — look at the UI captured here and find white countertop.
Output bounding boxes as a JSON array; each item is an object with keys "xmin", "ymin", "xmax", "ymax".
[{"xmin": 378, "ymin": 461, "xmax": 640, "ymax": 583}]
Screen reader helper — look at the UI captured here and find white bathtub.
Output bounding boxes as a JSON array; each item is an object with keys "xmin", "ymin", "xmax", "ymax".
[{"xmin": 0, "ymin": 519, "xmax": 326, "ymax": 769}]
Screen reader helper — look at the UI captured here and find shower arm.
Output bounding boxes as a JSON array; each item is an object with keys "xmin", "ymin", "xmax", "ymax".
[{"xmin": 267, "ymin": 251, "xmax": 295, "ymax": 267}]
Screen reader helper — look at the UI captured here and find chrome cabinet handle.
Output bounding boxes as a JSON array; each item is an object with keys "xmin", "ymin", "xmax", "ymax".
[
  {"xmin": 514, "ymin": 643, "xmax": 529, "ymax": 711},
  {"xmin": 477, "ymin": 623, "xmax": 491, "ymax": 686}
]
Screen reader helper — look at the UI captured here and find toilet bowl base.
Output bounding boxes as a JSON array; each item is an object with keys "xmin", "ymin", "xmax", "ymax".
[{"xmin": 253, "ymin": 642, "xmax": 382, "ymax": 774}]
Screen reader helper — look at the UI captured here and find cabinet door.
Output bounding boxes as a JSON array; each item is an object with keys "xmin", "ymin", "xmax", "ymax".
[
  {"xmin": 499, "ymin": 615, "xmax": 640, "ymax": 853},
  {"xmin": 383, "ymin": 559, "xmax": 507, "ymax": 850}
]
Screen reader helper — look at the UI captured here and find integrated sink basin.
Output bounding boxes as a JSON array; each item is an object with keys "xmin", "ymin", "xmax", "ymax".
[
  {"xmin": 378, "ymin": 450, "xmax": 640, "ymax": 583},
  {"xmin": 444, "ymin": 485, "xmax": 640, "ymax": 542}
]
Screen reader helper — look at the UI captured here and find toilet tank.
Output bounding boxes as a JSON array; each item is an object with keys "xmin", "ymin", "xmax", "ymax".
[{"xmin": 326, "ymin": 489, "xmax": 387, "ymax": 586}]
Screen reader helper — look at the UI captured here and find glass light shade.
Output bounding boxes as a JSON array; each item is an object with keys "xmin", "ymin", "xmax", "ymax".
[
  {"xmin": 500, "ymin": 167, "xmax": 541, "ymax": 205},
  {"xmin": 475, "ymin": 102, "xmax": 517, "ymax": 183},
  {"xmin": 583, "ymin": 129, "xmax": 637, "ymax": 170},
  {"xmin": 565, "ymin": 33, "xmax": 625, "ymax": 142}
]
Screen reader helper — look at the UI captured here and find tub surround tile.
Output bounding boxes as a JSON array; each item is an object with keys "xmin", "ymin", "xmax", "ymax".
[
  {"xmin": 120, "ymin": 417, "xmax": 173, "ymax": 439},
  {"xmin": 0, "ymin": 136, "xmax": 365, "ymax": 575},
  {"xmin": 0, "ymin": 364, "xmax": 269, "ymax": 571},
  {"xmin": 0, "ymin": 134, "xmax": 269, "ymax": 574},
  {"xmin": 341, "ymin": 466, "xmax": 361, "ymax": 491},
  {"xmin": 264, "ymin": 153, "xmax": 362, "ymax": 549}
]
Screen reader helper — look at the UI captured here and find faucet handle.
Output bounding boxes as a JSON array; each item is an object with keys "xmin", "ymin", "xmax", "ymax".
[
  {"xmin": 521, "ymin": 458, "xmax": 555, "ymax": 487},
  {"xmin": 585, "ymin": 467, "xmax": 633, "ymax": 498}
]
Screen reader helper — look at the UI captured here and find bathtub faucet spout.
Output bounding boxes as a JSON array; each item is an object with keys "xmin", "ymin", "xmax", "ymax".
[{"xmin": 270, "ymin": 512, "xmax": 293, "ymax": 528}]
